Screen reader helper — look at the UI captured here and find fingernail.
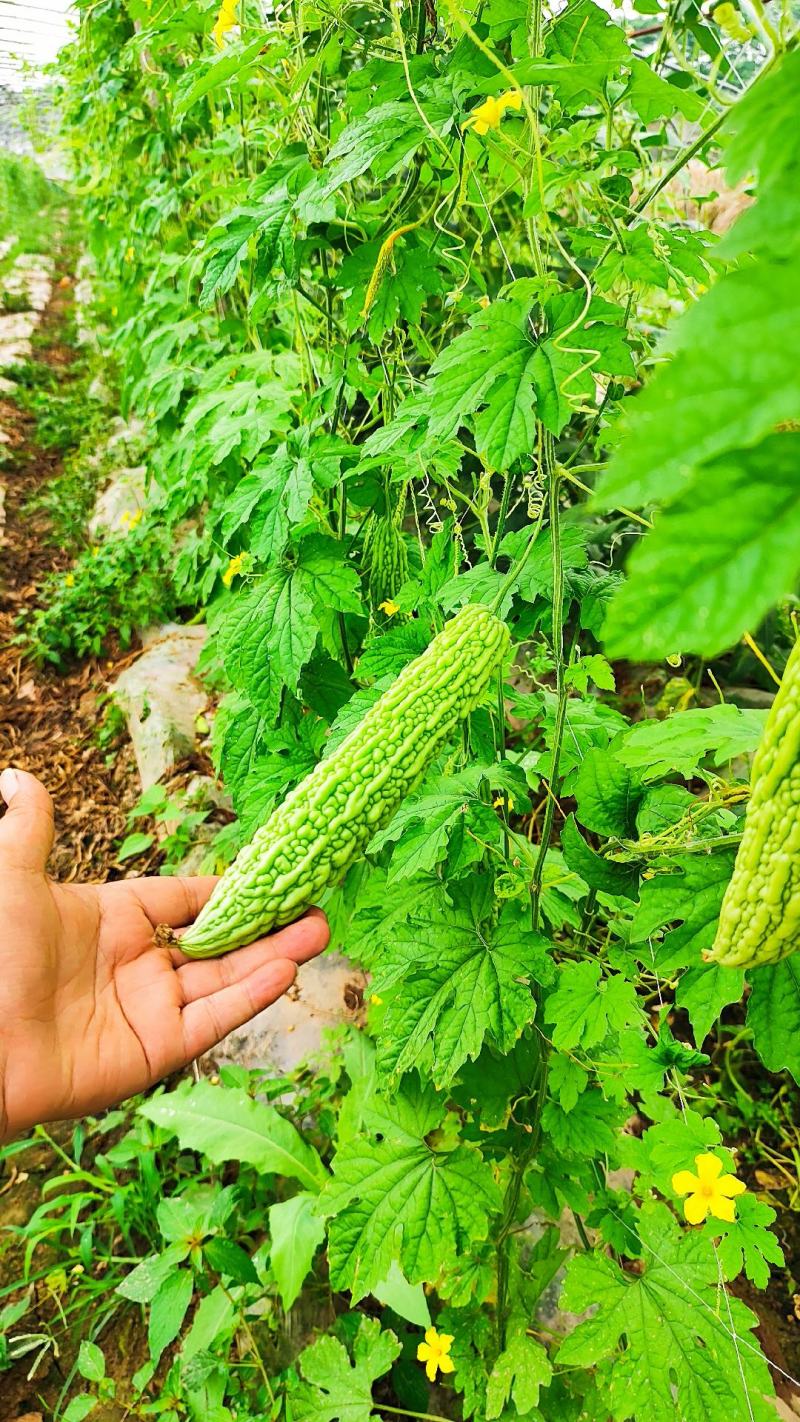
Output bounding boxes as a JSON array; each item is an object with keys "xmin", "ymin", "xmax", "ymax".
[{"xmin": 0, "ymin": 769, "xmax": 20, "ymax": 804}]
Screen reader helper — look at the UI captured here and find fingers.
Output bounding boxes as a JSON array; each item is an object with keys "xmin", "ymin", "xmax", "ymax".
[
  {"xmin": 180, "ymin": 957, "xmax": 299, "ymax": 1060},
  {"xmin": 175, "ymin": 908, "xmax": 330, "ymax": 1001},
  {"xmin": 0, "ymin": 768, "xmax": 55, "ymax": 871},
  {"xmin": 127, "ymin": 875, "xmax": 221, "ymax": 929}
]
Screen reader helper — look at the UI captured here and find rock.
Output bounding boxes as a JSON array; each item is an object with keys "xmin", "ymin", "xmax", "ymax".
[
  {"xmin": 3, "ymin": 253, "xmax": 54, "ymax": 313},
  {"xmin": 111, "ymin": 625, "xmax": 208, "ymax": 790},
  {"xmin": 207, "ymin": 953, "xmax": 368, "ymax": 1078},
  {"xmin": 88, "ymin": 464, "xmax": 148, "ymax": 539}
]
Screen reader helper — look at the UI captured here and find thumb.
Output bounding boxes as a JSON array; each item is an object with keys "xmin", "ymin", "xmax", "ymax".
[{"xmin": 0, "ymin": 768, "xmax": 55, "ymax": 871}]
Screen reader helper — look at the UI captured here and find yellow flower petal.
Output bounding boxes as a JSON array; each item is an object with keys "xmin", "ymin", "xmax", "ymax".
[
  {"xmin": 708, "ymin": 1196, "xmax": 737, "ymax": 1223},
  {"xmin": 683, "ymin": 1193, "xmax": 709, "ymax": 1225},
  {"xmin": 671, "ymin": 1170, "xmax": 700, "ymax": 1196},
  {"xmin": 425, "ymin": 1358, "xmax": 438, "ymax": 1382},
  {"xmin": 695, "ymin": 1153, "xmax": 724, "ymax": 1184},
  {"xmin": 438, "ymin": 1354, "xmax": 456, "ymax": 1374},
  {"xmin": 716, "ymin": 1174, "xmax": 746, "ymax": 1198},
  {"xmin": 378, "ymin": 599, "xmax": 400, "ymax": 616},
  {"xmin": 424, "ymin": 1329, "xmax": 437, "ymax": 1347},
  {"xmin": 417, "ymin": 1343, "xmax": 433, "ymax": 1363}
]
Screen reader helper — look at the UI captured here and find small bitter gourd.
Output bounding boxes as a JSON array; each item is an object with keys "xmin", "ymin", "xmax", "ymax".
[
  {"xmin": 708, "ymin": 638, "xmax": 800, "ymax": 969},
  {"xmin": 368, "ymin": 514, "xmax": 409, "ymax": 611},
  {"xmin": 177, "ymin": 603, "xmax": 509, "ymax": 958}
]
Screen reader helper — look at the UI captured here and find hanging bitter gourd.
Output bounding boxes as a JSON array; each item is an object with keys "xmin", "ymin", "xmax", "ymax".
[
  {"xmin": 708, "ymin": 638, "xmax": 800, "ymax": 968},
  {"xmin": 172, "ymin": 603, "xmax": 509, "ymax": 958},
  {"xmin": 368, "ymin": 514, "xmax": 409, "ymax": 611}
]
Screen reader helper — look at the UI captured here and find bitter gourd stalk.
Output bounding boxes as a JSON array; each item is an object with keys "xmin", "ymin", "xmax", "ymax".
[
  {"xmin": 172, "ymin": 603, "xmax": 509, "ymax": 958},
  {"xmin": 708, "ymin": 637, "xmax": 800, "ymax": 968}
]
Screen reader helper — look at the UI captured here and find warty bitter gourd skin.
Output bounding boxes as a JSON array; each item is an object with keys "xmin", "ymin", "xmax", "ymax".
[
  {"xmin": 174, "ymin": 603, "xmax": 510, "ymax": 958},
  {"xmin": 708, "ymin": 637, "xmax": 800, "ymax": 969}
]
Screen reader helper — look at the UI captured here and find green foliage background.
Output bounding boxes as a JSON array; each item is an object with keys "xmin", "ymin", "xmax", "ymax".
[{"xmin": 7, "ymin": 0, "xmax": 800, "ymax": 1416}]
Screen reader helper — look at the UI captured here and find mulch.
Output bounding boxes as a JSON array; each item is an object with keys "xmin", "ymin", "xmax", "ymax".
[{"xmin": 0, "ymin": 272, "xmax": 144, "ymax": 883}]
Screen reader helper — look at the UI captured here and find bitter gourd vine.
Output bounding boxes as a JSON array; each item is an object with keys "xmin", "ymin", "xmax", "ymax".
[
  {"xmin": 175, "ymin": 603, "xmax": 509, "ymax": 957},
  {"xmin": 709, "ymin": 638, "xmax": 800, "ymax": 968}
]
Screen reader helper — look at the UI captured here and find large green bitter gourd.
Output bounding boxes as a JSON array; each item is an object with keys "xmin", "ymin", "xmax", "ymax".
[
  {"xmin": 175, "ymin": 603, "xmax": 509, "ymax": 958},
  {"xmin": 708, "ymin": 638, "xmax": 800, "ymax": 968}
]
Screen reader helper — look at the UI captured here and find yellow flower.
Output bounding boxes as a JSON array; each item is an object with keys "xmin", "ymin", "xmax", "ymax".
[
  {"xmin": 378, "ymin": 599, "xmax": 400, "ymax": 617},
  {"xmin": 672, "ymin": 1153, "xmax": 746, "ymax": 1225},
  {"xmin": 212, "ymin": 0, "xmax": 238, "ymax": 47},
  {"xmin": 110, "ymin": 304, "xmax": 118, "ymax": 317},
  {"xmin": 493, "ymin": 793, "xmax": 515, "ymax": 811},
  {"xmin": 124, "ymin": 246, "xmax": 134, "ymax": 263},
  {"xmin": 417, "ymin": 1328, "xmax": 455, "ymax": 1383},
  {"xmin": 222, "ymin": 553, "xmax": 246, "ymax": 588},
  {"xmin": 65, "ymin": 572, "xmax": 75, "ymax": 587},
  {"xmin": 477, "ymin": 294, "xmax": 491, "ymax": 309},
  {"xmin": 463, "ymin": 89, "xmax": 523, "ymax": 136},
  {"xmin": 370, "ymin": 993, "xmax": 383, "ymax": 1005}
]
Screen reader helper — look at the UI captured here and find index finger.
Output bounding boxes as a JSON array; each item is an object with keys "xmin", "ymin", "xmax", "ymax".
[{"xmin": 125, "ymin": 875, "xmax": 221, "ymax": 929}]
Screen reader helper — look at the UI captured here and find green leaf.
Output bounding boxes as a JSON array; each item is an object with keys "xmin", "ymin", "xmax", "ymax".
[
  {"xmin": 292, "ymin": 1317, "xmax": 401, "ymax": 1422},
  {"xmin": 595, "ymin": 255, "xmax": 800, "ymax": 516},
  {"xmin": 424, "ymin": 296, "xmax": 539, "ymax": 467},
  {"xmin": 545, "ymin": 959, "xmax": 641, "ymax": 1052},
  {"xmin": 372, "ymin": 1259, "xmax": 431, "ymax": 1328},
  {"xmin": 541, "ymin": 1088, "xmax": 624, "ymax": 1157},
  {"xmin": 296, "ymin": 532, "xmax": 364, "ymax": 614},
  {"xmin": 629, "ymin": 853, "xmax": 735, "ymax": 971},
  {"xmin": 149, "ymin": 1267, "xmax": 193, "ymax": 1364},
  {"xmin": 617, "ymin": 705, "xmax": 766, "ymax": 780},
  {"xmin": 747, "ymin": 955, "xmax": 800, "ymax": 1083},
  {"xmin": 219, "ymin": 568, "xmax": 318, "ymax": 696},
  {"xmin": 714, "ymin": 1194, "xmax": 784, "ymax": 1291},
  {"xmin": 173, "ymin": 36, "xmax": 269, "ymax": 121},
  {"xmin": 375, "ymin": 900, "xmax": 548, "ymax": 1087},
  {"xmin": 204, "ymin": 1237, "xmax": 260, "ymax": 1285},
  {"xmin": 77, "ymin": 1340, "xmax": 106, "ymax": 1382},
  {"xmin": 268, "ymin": 1192, "xmax": 326, "ymax": 1310},
  {"xmin": 199, "ymin": 194, "xmax": 293, "ymax": 308},
  {"xmin": 486, "ymin": 1323, "xmax": 553, "ymax": 1418},
  {"xmin": 560, "ymin": 813, "xmax": 639, "ymax": 899},
  {"xmin": 117, "ymin": 831, "xmax": 154, "ymax": 861},
  {"xmin": 323, "ymin": 1084, "xmax": 502, "ymax": 1300},
  {"xmin": 573, "ymin": 747, "xmax": 640, "ymax": 836},
  {"xmin": 516, "ymin": 0, "xmax": 629, "ymax": 110},
  {"xmin": 559, "ymin": 1203, "xmax": 775, "ymax": 1421},
  {"xmin": 676, "ymin": 962, "xmax": 745, "ymax": 1044},
  {"xmin": 321, "ymin": 99, "xmax": 448, "ymax": 197},
  {"xmin": 63, "ymin": 1399, "xmax": 96, "ymax": 1422},
  {"xmin": 602, "ymin": 436, "xmax": 800, "ymax": 659},
  {"xmin": 117, "ymin": 1245, "xmax": 188, "ymax": 1303},
  {"xmin": 139, "ymin": 1082, "xmax": 328, "ymax": 1192},
  {"xmin": 356, "ymin": 621, "xmax": 429, "ymax": 682},
  {"xmin": 180, "ymin": 1286, "xmax": 236, "ymax": 1363}
]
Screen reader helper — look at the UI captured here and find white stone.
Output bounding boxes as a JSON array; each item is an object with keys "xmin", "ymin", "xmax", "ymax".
[
  {"xmin": 112, "ymin": 625, "xmax": 208, "ymax": 790},
  {"xmin": 208, "ymin": 953, "xmax": 368, "ymax": 1078},
  {"xmin": 88, "ymin": 464, "xmax": 148, "ymax": 538}
]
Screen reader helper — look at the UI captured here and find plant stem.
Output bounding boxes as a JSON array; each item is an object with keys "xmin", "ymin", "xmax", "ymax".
[
  {"xmin": 378, "ymin": 1407, "xmax": 445, "ymax": 1421},
  {"xmin": 530, "ymin": 446, "xmax": 565, "ymax": 932}
]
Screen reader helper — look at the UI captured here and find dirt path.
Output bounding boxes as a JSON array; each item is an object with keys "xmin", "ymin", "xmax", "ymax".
[{"xmin": 0, "ymin": 268, "xmax": 143, "ymax": 884}]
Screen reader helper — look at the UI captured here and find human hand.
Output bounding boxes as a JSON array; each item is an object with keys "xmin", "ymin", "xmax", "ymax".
[{"xmin": 0, "ymin": 768, "xmax": 329, "ymax": 1141}]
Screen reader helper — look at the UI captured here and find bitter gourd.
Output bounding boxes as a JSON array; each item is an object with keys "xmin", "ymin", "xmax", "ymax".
[
  {"xmin": 708, "ymin": 638, "xmax": 800, "ymax": 968},
  {"xmin": 368, "ymin": 514, "xmax": 409, "ymax": 611},
  {"xmin": 177, "ymin": 603, "xmax": 509, "ymax": 958}
]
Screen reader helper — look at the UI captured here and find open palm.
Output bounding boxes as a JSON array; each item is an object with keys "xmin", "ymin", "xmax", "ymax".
[{"xmin": 0, "ymin": 769, "xmax": 329, "ymax": 1140}]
